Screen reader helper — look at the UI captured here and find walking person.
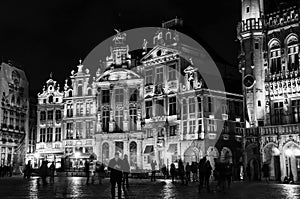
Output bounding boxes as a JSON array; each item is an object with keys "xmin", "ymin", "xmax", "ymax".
[
  {"xmin": 198, "ymin": 157, "xmax": 206, "ymax": 192},
  {"xmin": 178, "ymin": 159, "xmax": 185, "ymax": 185},
  {"xmin": 161, "ymin": 163, "xmax": 167, "ymax": 179},
  {"xmin": 262, "ymin": 162, "xmax": 270, "ymax": 183},
  {"xmin": 99, "ymin": 163, "xmax": 105, "ymax": 184},
  {"xmin": 204, "ymin": 158, "xmax": 212, "ymax": 192},
  {"xmin": 49, "ymin": 162, "xmax": 55, "ymax": 183},
  {"xmin": 185, "ymin": 162, "xmax": 191, "ymax": 183},
  {"xmin": 191, "ymin": 162, "xmax": 197, "ymax": 182},
  {"xmin": 225, "ymin": 162, "xmax": 233, "ymax": 188},
  {"xmin": 39, "ymin": 161, "xmax": 48, "ymax": 185},
  {"xmin": 108, "ymin": 152, "xmax": 123, "ymax": 199},
  {"xmin": 122, "ymin": 154, "xmax": 130, "ymax": 187},
  {"xmin": 150, "ymin": 160, "xmax": 157, "ymax": 182},
  {"xmin": 170, "ymin": 162, "xmax": 176, "ymax": 182},
  {"xmin": 85, "ymin": 160, "xmax": 90, "ymax": 185}
]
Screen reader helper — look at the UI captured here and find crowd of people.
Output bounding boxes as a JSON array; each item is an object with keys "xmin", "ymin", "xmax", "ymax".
[{"xmin": 0, "ymin": 164, "xmax": 13, "ymax": 177}]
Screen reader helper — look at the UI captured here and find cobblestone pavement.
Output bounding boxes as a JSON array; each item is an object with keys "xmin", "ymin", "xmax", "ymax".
[{"xmin": 0, "ymin": 176, "xmax": 299, "ymax": 199}]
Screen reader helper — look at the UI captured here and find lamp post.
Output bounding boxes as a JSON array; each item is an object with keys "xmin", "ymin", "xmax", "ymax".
[{"xmin": 285, "ymin": 148, "xmax": 294, "ymax": 183}]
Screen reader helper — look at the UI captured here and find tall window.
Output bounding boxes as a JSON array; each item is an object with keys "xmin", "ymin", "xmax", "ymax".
[
  {"xmin": 115, "ymin": 89, "xmax": 124, "ymax": 103},
  {"xmin": 145, "ymin": 69, "xmax": 153, "ymax": 85},
  {"xmin": 188, "ymin": 98, "xmax": 195, "ymax": 114},
  {"xmin": 129, "ymin": 88, "xmax": 138, "ymax": 102},
  {"xmin": 66, "ymin": 123, "xmax": 73, "ymax": 139},
  {"xmin": 208, "ymin": 119, "xmax": 216, "ymax": 132},
  {"xmin": 208, "ymin": 97, "xmax": 213, "ymax": 112},
  {"xmin": 102, "ymin": 90, "xmax": 110, "ymax": 104},
  {"xmin": 115, "ymin": 110, "xmax": 123, "ymax": 132},
  {"xmin": 287, "ymin": 42, "xmax": 299, "ymax": 71},
  {"xmin": 86, "ymin": 121, "xmax": 93, "ymax": 138},
  {"xmin": 46, "ymin": 128, "xmax": 53, "ymax": 142},
  {"xmin": 156, "ymin": 67, "xmax": 164, "ymax": 83},
  {"xmin": 9, "ymin": 111, "xmax": 14, "ymax": 127},
  {"xmin": 77, "ymin": 85, "xmax": 83, "ymax": 96},
  {"xmin": 145, "ymin": 101, "xmax": 152, "ymax": 119},
  {"xmin": 40, "ymin": 128, "xmax": 46, "ymax": 142},
  {"xmin": 102, "ymin": 110, "xmax": 110, "ymax": 132},
  {"xmin": 270, "ymin": 47, "xmax": 281, "ymax": 74},
  {"xmin": 86, "ymin": 101, "xmax": 93, "ymax": 115},
  {"xmin": 47, "ymin": 110, "xmax": 53, "ymax": 120},
  {"xmin": 76, "ymin": 102, "xmax": 83, "ymax": 116},
  {"xmin": 189, "ymin": 120, "xmax": 196, "ymax": 134},
  {"xmin": 168, "ymin": 64, "xmax": 176, "ymax": 81},
  {"xmin": 55, "ymin": 128, "xmax": 61, "ymax": 141},
  {"xmin": 3, "ymin": 109, "xmax": 8, "ymax": 125},
  {"xmin": 156, "ymin": 99, "xmax": 164, "ymax": 116},
  {"xmin": 182, "ymin": 99, "xmax": 187, "ymax": 117},
  {"xmin": 55, "ymin": 110, "xmax": 61, "ymax": 120},
  {"xmin": 76, "ymin": 122, "xmax": 82, "ymax": 139},
  {"xmin": 169, "ymin": 96, "xmax": 176, "ymax": 115},
  {"xmin": 273, "ymin": 102, "xmax": 283, "ymax": 125},
  {"xmin": 169, "ymin": 125, "xmax": 176, "ymax": 136},
  {"xmin": 183, "ymin": 121, "xmax": 187, "ymax": 135},
  {"xmin": 67, "ymin": 104, "xmax": 73, "ymax": 117},
  {"xmin": 292, "ymin": 99, "xmax": 300, "ymax": 123},
  {"xmin": 197, "ymin": 97, "xmax": 202, "ymax": 118},
  {"xmin": 40, "ymin": 111, "xmax": 46, "ymax": 121},
  {"xmin": 146, "ymin": 129, "xmax": 153, "ymax": 138},
  {"xmin": 129, "ymin": 108, "xmax": 137, "ymax": 131}
]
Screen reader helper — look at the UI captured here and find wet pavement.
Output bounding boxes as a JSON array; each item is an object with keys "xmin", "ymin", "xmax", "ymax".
[{"xmin": 0, "ymin": 176, "xmax": 299, "ymax": 199}]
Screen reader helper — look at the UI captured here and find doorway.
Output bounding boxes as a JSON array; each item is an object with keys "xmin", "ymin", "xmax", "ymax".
[{"xmin": 273, "ymin": 156, "xmax": 281, "ymax": 181}]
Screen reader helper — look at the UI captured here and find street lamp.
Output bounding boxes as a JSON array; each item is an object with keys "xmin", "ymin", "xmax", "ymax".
[{"xmin": 285, "ymin": 148, "xmax": 294, "ymax": 183}]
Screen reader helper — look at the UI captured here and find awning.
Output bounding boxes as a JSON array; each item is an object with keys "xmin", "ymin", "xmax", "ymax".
[
  {"xmin": 167, "ymin": 144, "xmax": 177, "ymax": 153},
  {"xmin": 144, "ymin": 145, "xmax": 154, "ymax": 154}
]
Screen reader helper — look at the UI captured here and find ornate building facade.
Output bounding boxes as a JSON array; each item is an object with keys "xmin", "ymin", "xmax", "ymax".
[
  {"xmin": 0, "ymin": 61, "xmax": 29, "ymax": 172},
  {"xmin": 238, "ymin": 0, "xmax": 300, "ymax": 181}
]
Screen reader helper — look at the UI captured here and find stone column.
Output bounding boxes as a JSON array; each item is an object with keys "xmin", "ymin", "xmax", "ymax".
[{"xmin": 137, "ymin": 139, "xmax": 143, "ymax": 169}]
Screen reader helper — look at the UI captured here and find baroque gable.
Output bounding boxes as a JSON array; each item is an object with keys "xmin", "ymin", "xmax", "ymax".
[{"xmin": 141, "ymin": 45, "xmax": 179, "ymax": 66}]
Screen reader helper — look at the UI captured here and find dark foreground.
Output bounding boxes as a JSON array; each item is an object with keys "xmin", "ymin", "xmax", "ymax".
[{"xmin": 0, "ymin": 176, "xmax": 299, "ymax": 199}]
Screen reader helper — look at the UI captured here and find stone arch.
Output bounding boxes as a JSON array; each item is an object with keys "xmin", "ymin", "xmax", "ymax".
[
  {"xmin": 268, "ymin": 38, "xmax": 281, "ymax": 49},
  {"xmin": 220, "ymin": 147, "xmax": 233, "ymax": 163},
  {"xmin": 184, "ymin": 146, "xmax": 202, "ymax": 164},
  {"xmin": 262, "ymin": 142, "xmax": 279, "ymax": 163},
  {"xmin": 285, "ymin": 33, "xmax": 298, "ymax": 45},
  {"xmin": 206, "ymin": 146, "xmax": 219, "ymax": 169}
]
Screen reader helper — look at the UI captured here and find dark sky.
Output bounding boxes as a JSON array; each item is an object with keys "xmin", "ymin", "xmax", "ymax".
[{"xmin": 0, "ymin": 0, "xmax": 241, "ymax": 96}]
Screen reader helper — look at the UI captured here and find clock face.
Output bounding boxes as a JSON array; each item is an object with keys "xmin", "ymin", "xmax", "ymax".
[{"xmin": 243, "ymin": 75, "xmax": 255, "ymax": 88}]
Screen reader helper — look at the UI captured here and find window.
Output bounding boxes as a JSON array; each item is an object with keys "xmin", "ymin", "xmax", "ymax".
[
  {"xmin": 198, "ymin": 119, "xmax": 202, "ymax": 133},
  {"xmin": 208, "ymin": 119, "xmax": 216, "ymax": 132},
  {"xmin": 46, "ymin": 128, "xmax": 53, "ymax": 142},
  {"xmin": 197, "ymin": 97, "xmax": 202, "ymax": 118},
  {"xmin": 270, "ymin": 48, "xmax": 281, "ymax": 74},
  {"xmin": 156, "ymin": 99, "xmax": 164, "ymax": 116},
  {"xmin": 287, "ymin": 43, "xmax": 299, "ymax": 71},
  {"xmin": 258, "ymin": 100, "xmax": 261, "ymax": 107},
  {"xmin": 115, "ymin": 110, "xmax": 123, "ymax": 132},
  {"xmin": 86, "ymin": 101, "xmax": 93, "ymax": 115},
  {"xmin": 77, "ymin": 85, "xmax": 83, "ymax": 96},
  {"xmin": 66, "ymin": 123, "xmax": 73, "ymax": 139},
  {"xmin": 158, "ymin": 128, "xmax": 164, "ymax": 137},
  {"xmin": 246, "ymin": 6, "xmax": 249, "ymax": 13},
  {"xmin": 208, "ymin": 97, "xmax": 213, "ymax": 112},
  {"xmin": 183, "ymin": 121, "xmax": 187, "ymax": 135},
  {"xmin": 47, "ymin": 110, "xmax": 53, "ymax": 120},
  {"xmin": 55, "ymin": 128, "xmax": 61, "ymax": 141},
  {"xmin": 129, "ymin": 88, "xmax": 138, "ymax": 102},
  {"xmin": 69, "ymin": 90, "xmax": 72, "ymax": 97},
  {"xmin": 156, "ymin": 67, "xmax": 164, "ymax": 83},
  {"xmin": 86, "ymin": 121, "xmax": 93, "ymax": 138},
  {"xmin": 67, "ymin": 104, "xmax": 73, "ymax": 117},
  {"xmin": 273, "ymin": 102, "xmax": 283, "ymax": 125},
  {"xmin": 145, "ymin": 101, "xmax": 153, "ymax": 119},
  {"xmin": 255, "ymin": 42, "xmax": 259, "ymax": 49},
  {"xmin": 169, "ymin": 125, "xmax": 176, "ymax": 136},
  {"xmin": 292, "ymin": 100, "xmax": 300, "ymax": 123},
  {"xmin": 189, "ymin": 120, "xmax": 196, "ymax": 134},
  {"xmin": 40, "ymin": 111, "xmax": 46, "ymax": 121},
  {"xmin": 115, "ymin": 89, "xmax": 124, "ymax": 103},
  {"xmin": 40, "ymin": 128, "xmax": 46, "ymax": 142},
  {"xmin": 168, "ymin": 64, "xmax": 176, "ymax": 81},
  {"xmin": 76, "ymin": 102, "xmax": 83, "ymax": 116},
  {"xmin": 102, "ymin": 110, "xmax": 110, "ymax": 132},
  {"xmin": 76, "ymin": 122, "xmax": 83, "ymax": 139},
  {"xmin": 222, "ymin": 104, "xmax": 227, "ymax": 114},
  {"xmin": 169, "ymin": 96, "xmax": 176, "ymax": 115},
  {"xmin": 55, "ymin": 110, "xmax": 61, "ymax": 120},
  {"xmin": 129, "ymin": 108, "xmax": 137, "ymax": 131},
  {"xmin": 48, "ymin": 95, "xmax": 53, "ymax": 103},
  {"xmin": 146, "ymin": 129, "xmax": 153, "ymax": 138},
  {"xmin": 9, "ymin": 111, "xmax": 14, "ymax": 127},
  {"xmin": 145, "ymin": 69, "xmax": 153, "ymax": 85},
  {"xmin": 182, "ymin": 99, "xmax": 187, "ymax": 116},
  {"xmin": 102, "ymin": 90, "xmax": 110, "ymax": 104},
  {"xmin": 188, "ymin": 98, "xmax": 195, "ymax": 114}
]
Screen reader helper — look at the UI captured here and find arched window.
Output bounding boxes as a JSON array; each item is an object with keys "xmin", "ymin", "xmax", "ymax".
[
  {"xmin": 48, "ymin": 95, "xmax": 53, "ymax": 103},
  {"xmin": 69, "ymin": 90, "xmax": 72, "ymax": 97},
  {"xmin": 88, "ymin": 88, "xmax": 92, "ymax": 96},
  {"xmin": 269, "ymin": 40, "xmax": 281, "ymax": 74},
  {"xmin": 11, "ymin": 95, "xmax": 15, "ymax": 105},
  {"xmin": 129, "ymin": 141, "xmax": 137, "ymax": 169},
  {"xmin": 102, "ymin": 143, "xmax": 109, "ymax": 165},
  {"xmin": 287, "ymin": 36, "xmax": 299, "ymax": 71},
  {"xmin": 77, "ymin": 85, "xmax": 82, "ymax": 96}
]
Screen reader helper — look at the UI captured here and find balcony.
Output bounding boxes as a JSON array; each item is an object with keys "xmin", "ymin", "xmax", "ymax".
[{"xmin": 261, "ymin": 123, "xmax": 300, "ymax": 136}]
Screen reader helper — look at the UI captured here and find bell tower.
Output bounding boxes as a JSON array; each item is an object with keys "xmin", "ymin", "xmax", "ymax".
[{"xmin": 237, "ymin": 0, "xmax": 265, "ymax": 127}]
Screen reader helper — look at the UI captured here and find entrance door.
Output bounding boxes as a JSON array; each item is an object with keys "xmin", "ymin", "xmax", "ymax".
[
  {"xmin": 296, "ymin": 156, "xmax": 300, "ymax": 182},
  {"xmin": 274, "ymin": 156, "xmax": 281, "ymax": 181}
]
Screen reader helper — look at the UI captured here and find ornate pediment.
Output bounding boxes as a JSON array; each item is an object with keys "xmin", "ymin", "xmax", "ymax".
[
  {"xmin": 96, "ymin": 68, "xmax": 141, "ymax": 82},
  {"xmin": 141, "ymin": 45, "xmax": 178, "ymax": 65}
]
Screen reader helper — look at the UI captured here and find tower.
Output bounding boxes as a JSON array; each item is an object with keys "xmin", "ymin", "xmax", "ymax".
[{"xmin": 238, "ymin": 0, "xmax": 265, "ymax": 127}]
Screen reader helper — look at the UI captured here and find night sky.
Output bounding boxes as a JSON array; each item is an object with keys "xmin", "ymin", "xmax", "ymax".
[{"xmin": 0, "ymin": 0, "xmax": 242, "ymax": 96}]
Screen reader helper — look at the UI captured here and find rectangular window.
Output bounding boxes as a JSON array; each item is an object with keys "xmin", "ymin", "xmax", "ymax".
[
  {"xmin": 169, "ymin": 96, "xmax": 176, "ymax": 115},
  {"xmin": 66, "ymin": 123, "xmax": 73, "ymax": 139},
  {"xmin": 183, "ymin": 121, "xmax": 187, "ymax": 135},
  {"xmin": 292, "ymin": 100, "xmax": 300, "ymax": 123},
  {"xmin": 198, "ymin": 119, "xmax": 202, "ymax": 133},
  {"xmin": 189, "ymin": 98, "xmax": 195, "ymax": 114},
  {"xmin": 9, "ymin": 111, "xmax": 14, "ymax": 128},
  {"xmin": 208, "ymin": 97, "xmax": 213, "ymax": 112},
  {"xmin": 76, "ymin": 103, "xmax": 83, "ymax": 116},
  {"xmin": 102, "ymin": 90, "xmax": 110, "ymax": 104},
  {"xmin": 55, "ymin": 110, "xmax": 61, "ymax": 120},
  {"xmin": 273, "ymin": 102, "xmax": 283, "ymax": 125},
  {"xmin": 189, "ymin": 120, "xmax": 196, "ymax": 134},
  {"xmin": 168, "ymin": 64, "xmax": 176, "ymax": 81},
  {"xmin": 182, "ymin": 99, "xmax": 187, "ymax": 115},
  {"xmin": 246, "ymin": 6, "xmax": 250, "ymax": 13},
  {"xmin": 129, "ymin": 88, "xmax": 138, "ymax": 102},
  {"xmin": 129, "ymin": 108, "xmax": 137, "ymax": 131},
  {"xmin": 86, "ymin": 121, "xmax": 93, "ymax": 138},
  {"xmin": 208, "ymin": 119, "xmax": 216, "ymax": 132},
  {"xmin": 146, "ymin": 129, "xmax": 153, "ymax": 138},
  {"xmin": 67, "ymin": 104, "xmax": 73, "ymax": 117},
  {"xmin": 288, "ymin": 45, "xmax": 299, "ymax": 71},
  {"xmin": 255, "ymin": 42, "xmax": 259, "ymax": 49},
  {"xmin": 156, "ymin": 67, "xmax": 164, "ymax": 83},
  {"xmin": 270, "ymin": 49, "xmax": 281, "ymax": 74},
  {"xmin": 40, "ymin": 128, "xmax": 46, "ymax": 142},
  {"xmin": 197, "ymin": 97, "xmax": 202, "ymax": 118},
  {"xmin": 115, "ymin": 110, "xmax": 123, "ymax": 132},
  {"xmin": 55, "ymin": 128, "xmax": 61, "ymax": 141},
  {"xmin": 156, "ymin": 99, "xmax": 164, "ymax": 116},
  {"xmin": 169, "ymin": 125, "xmax": 176, "ymax": 136},
  {"xmin": 47, "ymin": 110, "xmax": 53, "ymax": 120},
  {"xmin": 102, "ymin": 110, "xmax": 110, "ymax": 132},
  {"xmin": 145, "ymin": 101, "xmax": 153, "ymax": 119},
  {"xmin": 46, "ymin": 128, "xmax": 53, "ymax": 142},
  {"xmin": 145, "ymin": 69, "xmax": 153, "ymax": 85},
  {"xmin": 86, "ymin": 101, "xmax": 93, "ymax": 115},
  {"xmin": 76, "ymin": 122, "xmax": 82, "ymax": 139},
  {"xmin": 40, "ymin": 111, "xmax": 46, "ymax": 121},
  {"xmin": 115, "ymin": 89, "xmax": 124, "ymax": 103}
]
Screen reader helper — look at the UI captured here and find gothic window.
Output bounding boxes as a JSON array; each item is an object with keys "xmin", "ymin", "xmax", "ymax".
[
  {"xmin": 40, "ymin": 128, "xmax": 46, "ymax": 142},
  {"xmin": 145, "ymin": 100, "xmax": 153, "ymax": 119},
  {"xmin": 156, "ymin": 99, "xmax": 164, "ymax": 116},
  {"xmin": 115, "ymin": 89, "xmax": 124, "ymax": 103},
  {"xmin": 102, "ymin": 90, "xmax": 110, "ymax": 104},
  {"xmin": 168, "ymin": 64, "xmax": 176, "ymax": 81},
  {"xmin": 292, "ymin": 99, "xmax": 300, "ymax": 123},
  {"xmin": 55, "ymin": 128, "xmax": 61, "ymax": 141},
  {"xmin": 269, "ymin": 41, "xmax": 281, "ymax": 74},
  {"xmin": 129, "ymin": 108, "xmax": 137, "ymax": 131},
  {"xmin": 156, "ymin": 67, "xmax": 164, "ymax": 83},
  {"xmin": 145, "ymin": 69, "xmax": 153, "ymax": 85},
  {"xmin": 169, "ymin": 96, "xmax": 176, "ymax": 116},
  {"xmin": 273, "ymin": 102, "xmax": 283, "ymax": 125},
  {"xmin": 102, "ymin": 110, "xmax": 110, "ymax": 132},
  {"xmin": 66, "ymin": 122, "xmax": 73, "ymax": 139},
  {"xmin": 115, "ymin": 110, "xmax": 123, "ymax": 132},
  {"xmin": 287, "ymin": 36, "xmax": 299, "ymax": 71}
]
